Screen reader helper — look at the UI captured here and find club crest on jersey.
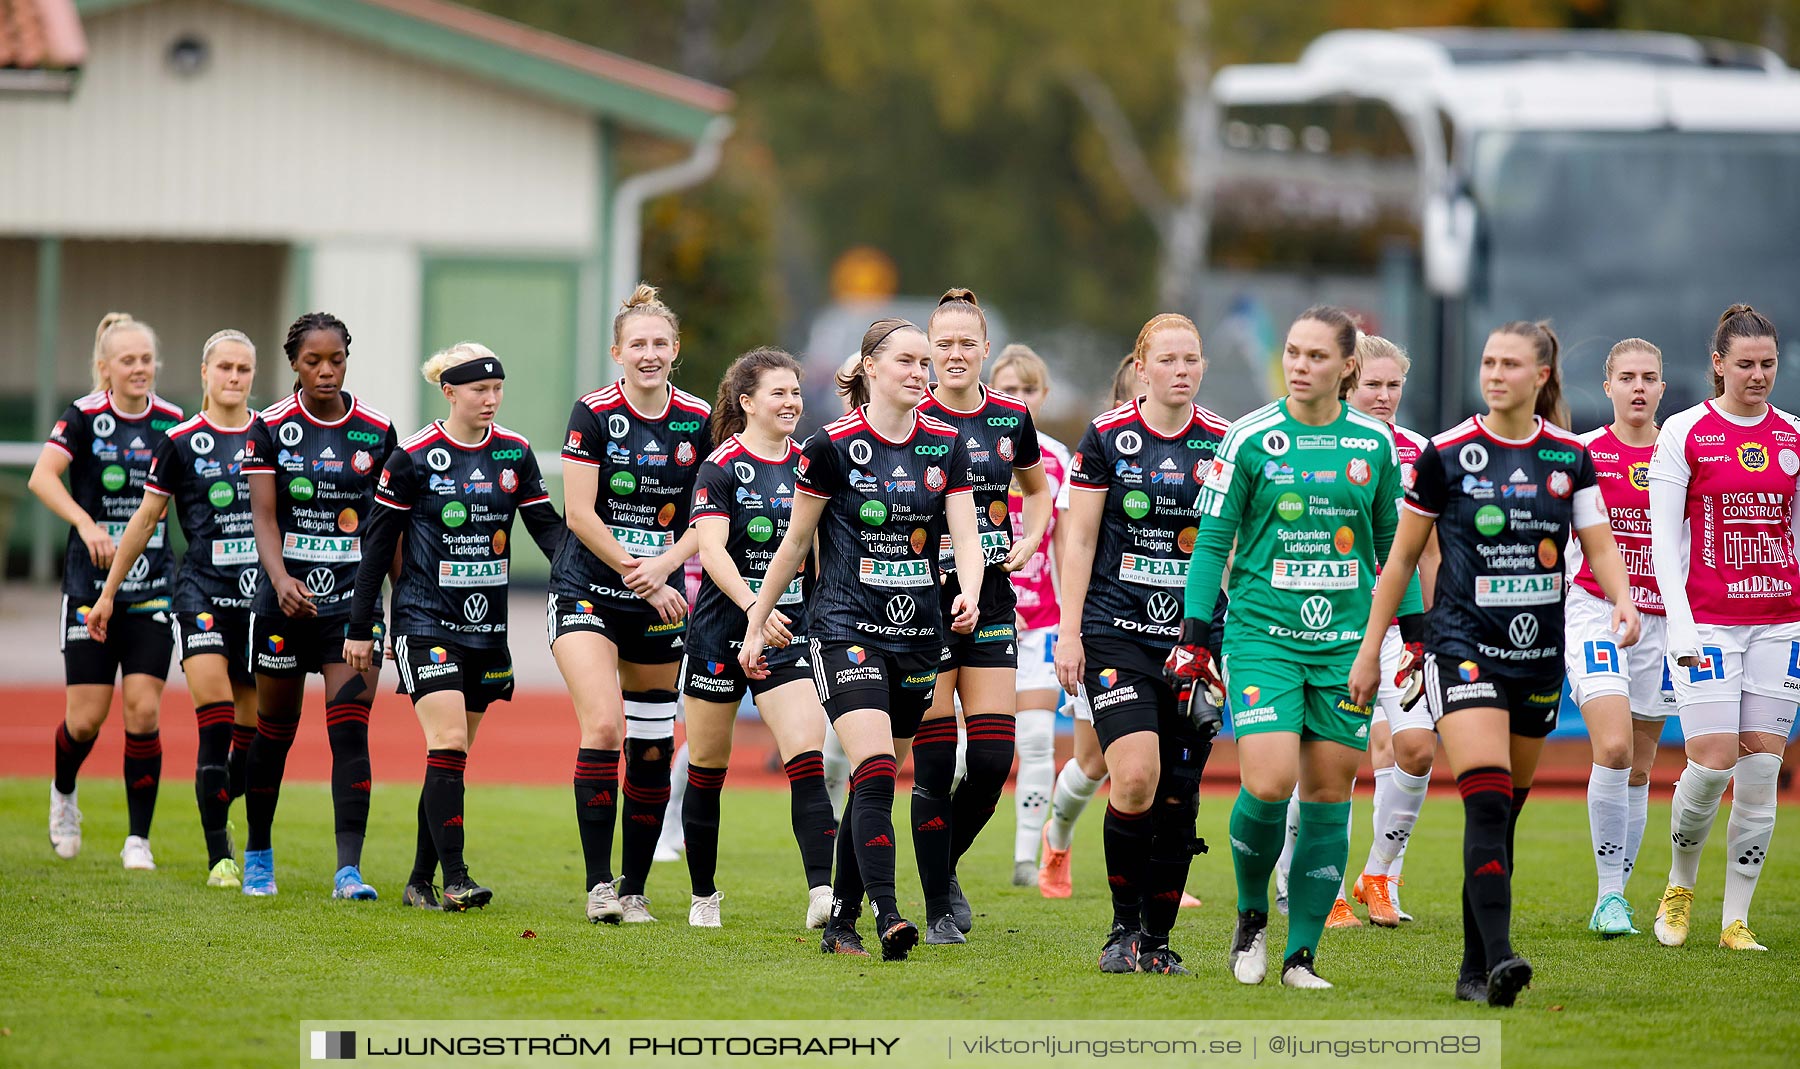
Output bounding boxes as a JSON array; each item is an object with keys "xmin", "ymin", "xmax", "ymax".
[
  {"xmin": 352, "ymin": 450, "xmax": 374, "ymax": 474},
  {"xmin": 676, "ymin": 442, "xmax": 696, "ymax": 466},
  {"xmin": 500, "ymin": 468, "xmax": 518, "ymax": 493},
  {"xmin": 1547, "ymin": 471, "xmax": 1572, "ymax": 498},
  {"xmin": 1739, "ymin": 442, "xmax": 1769, "ymax": 472},
  {"xmin": 1628, "ymin": 462, "xmax": 1649, "ymax": 490},
  {"xmin": 1345, "ymin": 458, "xmax": 1370, "ymax": 485},
  {"xmin": 925, "ymin": 466, "xmax": 946, "ymax": 491},
  {"xmin": 998, "ymin": 436, "xmax": 1015, "ymax": 462}
]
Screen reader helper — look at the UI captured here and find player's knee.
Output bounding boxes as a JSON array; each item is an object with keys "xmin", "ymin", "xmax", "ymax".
[
  {"xmin": 1393, "ymin": 732, "xmax": 1435, "ymax": 775},
  {"xmin": 1150, "ymin": 785, "xmax": 1200, "ymax": 860}
]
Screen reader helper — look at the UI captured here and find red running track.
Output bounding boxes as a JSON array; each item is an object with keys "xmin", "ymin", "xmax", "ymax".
[{"xmin": 8, "ymin": 686, "xmax": 1781, "ymax": 797}]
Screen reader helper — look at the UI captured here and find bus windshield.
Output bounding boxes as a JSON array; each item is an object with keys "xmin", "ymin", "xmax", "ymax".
[{"xmin": 1468, "ymin": 128, "xmax": 1800, "ymax": 426}]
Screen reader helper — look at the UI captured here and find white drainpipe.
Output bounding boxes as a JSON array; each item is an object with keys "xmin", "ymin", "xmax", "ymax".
[{"xmin": 602, "ymin": 116, "xmax": 735, "ymax": 380}]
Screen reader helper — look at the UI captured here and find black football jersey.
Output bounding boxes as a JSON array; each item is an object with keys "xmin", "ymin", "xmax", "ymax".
[
  {"xmin": 686, "ymin": 435, "xmax": 813, "ymax": 656},
  {"xmin": 372, "ymin": 422, "xmax": 552, "ymax": 648},
  {"xmin": 45, "ymin": 391, "xmax": 185, "ymax": 607},
  {"xmin": 1405, "ymin": 415, "xmax": 1601, "ymax": 677},
  {"xmin": 243, "ymin": 392, "xmax": 397, "ymax": 618},
  {"xmin": 917, "ymin": 385, "xmax": 1044, "ymax": 623},
  {"xmin": 552, "ymin": 381, "xmax": 712, "ymax": 606},
  {"xmin": 797, "ymin": 406, "xmax": 973, "ymax": 653},
  {"xmin": 1067, "ymin": 398, "xmax": 1231, "ymax": 649},
  {"xmin": 146, "ymin": 413, "xmax": 260, "ymax": 613}
]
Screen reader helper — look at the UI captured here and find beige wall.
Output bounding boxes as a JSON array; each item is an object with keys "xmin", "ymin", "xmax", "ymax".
[
  {"xmin": 0, "ymin": 238, "xmax": 284, "ymax": 428},
  {"xmin": 0, "ymin": 0, "xmax": 596, "ymax": 249}
]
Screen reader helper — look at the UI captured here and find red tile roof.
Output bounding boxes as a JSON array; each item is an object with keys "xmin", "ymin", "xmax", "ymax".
[
  {"xmin": 0, "ymin": 0, "xmax": 85, "ymax": 71},
  {"xmin": 364, "ymin": 0, "xmax": 731, "ymax": 114}
]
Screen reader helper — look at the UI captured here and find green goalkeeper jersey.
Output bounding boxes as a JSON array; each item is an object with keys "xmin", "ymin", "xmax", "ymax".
[{"xmin": 1182, "ymin": 398, "xmax": 1419, "ymax": 663}]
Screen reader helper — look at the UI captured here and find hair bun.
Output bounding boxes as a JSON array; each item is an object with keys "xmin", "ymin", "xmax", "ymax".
[
  {"xmin": 939, "ymin": 287, "xmax": 979, "ymax": 308},
  {"xmin": 1721, "ymin": 303, "xmax": 1756, "ymax": 323},
  {"xmin": 624, "ymin": 282, "xmax": 661, "ymax": 310}
]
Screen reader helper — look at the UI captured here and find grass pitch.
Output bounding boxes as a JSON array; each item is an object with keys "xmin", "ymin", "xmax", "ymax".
[{"xmin": 2, "ymin": 779, "xmax": 1798, "ymax": 1067}]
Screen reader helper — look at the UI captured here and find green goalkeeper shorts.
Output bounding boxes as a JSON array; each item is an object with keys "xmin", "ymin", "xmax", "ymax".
[{"xmin": 1221, "ymin": 649, "xmax": 1371, "ymax": 750}]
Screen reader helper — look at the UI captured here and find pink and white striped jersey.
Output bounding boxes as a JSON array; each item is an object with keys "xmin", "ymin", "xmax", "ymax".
[
  {"xmin": 1008, "ymin": 432, "xmax": 1070, "ymax": 631},
  {"xmin": 1648, "ymin": 400, "xmax": 1800, "ymax": 625},
  {"xmin": 1392, "ymin": 422, "xmax": 1427, "ymax": 490},
  {"xmin": 1571, "ymin": 425, "xmax": 1661, "ymax": 614}
]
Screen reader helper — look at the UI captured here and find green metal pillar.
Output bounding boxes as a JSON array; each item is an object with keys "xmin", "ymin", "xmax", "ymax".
[{"xmin": 31, "ymin": 236, "xmax": 62, "ymax": 583}]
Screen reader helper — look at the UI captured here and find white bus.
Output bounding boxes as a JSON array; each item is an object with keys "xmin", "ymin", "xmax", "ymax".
[{"xmin": 1213, "ymin": 28, "xmax": 1800, "ymax": 430}]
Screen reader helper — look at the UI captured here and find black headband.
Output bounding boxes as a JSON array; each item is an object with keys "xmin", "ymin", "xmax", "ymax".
[{"xmin": 441, "ymin": 357, "xmax": 505, "ymax": 385}]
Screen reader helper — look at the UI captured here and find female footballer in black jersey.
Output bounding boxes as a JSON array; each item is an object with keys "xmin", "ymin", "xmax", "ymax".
[
  {"xmin": 1352, "ymin": 320, "xmax": 1639, "ymax": 1007},
  {"xmin": 680, "ymin": 348, "xmax": 839, "ymax": 928},
  {"xmin": 89, "ymin": 330, "xmax": 261, "ymax": 888},
  {"xmin": 241, "ymin": 313, "xmax": 398, "ymax": 899},
  {"xmin": 741, "ymin": 318, "xmax": 985, "ymax": 961},
  {"xmin": 31, "ymin": 312, "xmax": 183, "ymax": 869},
  {"xmin": 912, "ymin": 288, "xmax": 1052, "ymax": 943},
  {"xmin": 1053, "ymin": 312, "xmax": 1231, "ymax": 977},
  {"xmin": 551, "ymin": 284, "xmax": 712, "ymax": 925},
  {"xmin": 345, "ymin": 344, "xmax": 563, "ymax": 911}
]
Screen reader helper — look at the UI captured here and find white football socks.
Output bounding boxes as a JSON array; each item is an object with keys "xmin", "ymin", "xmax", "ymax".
[
  {"xmin": 1589, "ymin": 762, "xmax": 1631, "ymax": 897},
  {"xmin": 1045, "ymin": 759, "xmax": 1104, "ymax": 852},
  {"xmin": 1721, "ymin": 752, "xmax": 1781, "ymax": 928},
  {"xmin": 1668, "ymin": 759, "xmax": 1733, "ymax": 889},
  {"xmin": 1623, "ymin": 780, "xmax": 1649, "ymax": 891},
  {"xmin": 1012, "ymin": 708, "xmax": 1056, "ymax": 863}
]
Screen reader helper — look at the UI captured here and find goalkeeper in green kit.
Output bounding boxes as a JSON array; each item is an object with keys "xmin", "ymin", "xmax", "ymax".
[{"xmin": 1164, "ymin": 306, "xmax": 1423, "ymax": 990}]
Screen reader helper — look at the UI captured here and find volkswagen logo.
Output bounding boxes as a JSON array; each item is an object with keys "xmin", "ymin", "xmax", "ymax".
[
  {"xmin": 1146, "ymin": 591, "xmax": 1180, "ymax": 624},
  {"xmin": 1509, "ymin": 612, "xmax": 1539, "ymax": 648},
  {"xmin": 885, "ymin": 595, "xmax": 916, "ymax": 626},
  {"xmin": 849, "ymin": 440, "xmax": 873, "ymax": 466},
  {"xmin": 1300, "ymin": 595, "xmax": 1333, "ymax": 630},
  {"xmin": 238, "ymin": 568, "xmax": 260, "ymax": 599},
  {"xmin": 1459, "ymin": 443, "xmax": 1488, "ymax": 473},
  {"xmin": 127, "ymin": 555, "xmax": 150, "ymax": 582},
  {"xmin": 278, "ymin": 421, "xmax": 303, "ymax": 446},
  {"xmin": 306, "ymin": 567, "xmax": 335, "ymax": 596},
  {"xmin": 464, "ymin": 593, "xmax": 489, "ymax": 623},
  {"xmin": 608, "ymin": 414, "xmax": 630, "ymax": 440},
  {"xmin": 1114, "ymin": 430, "xmax": 1143, "ymax": 456},
  {"xmin": 426, "ymin": 448, "xmax": 452, "ymax": 472}
]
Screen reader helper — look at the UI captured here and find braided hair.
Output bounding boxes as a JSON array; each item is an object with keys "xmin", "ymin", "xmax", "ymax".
[{"xmin": 283, "ymin": 312, "xmax": 351, "ymax": 361}]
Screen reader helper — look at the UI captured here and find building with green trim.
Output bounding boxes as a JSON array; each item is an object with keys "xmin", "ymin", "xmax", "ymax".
[{"xmin": 0, "ymin": 0, "xmax": 732, "ymax": 576}]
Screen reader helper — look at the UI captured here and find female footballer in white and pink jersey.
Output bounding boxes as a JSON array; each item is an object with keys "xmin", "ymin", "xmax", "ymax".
[
  {"xmin": 1648, "ymin": 304, "xmax": 1800, "ymax": 953},
  {"xmin": 1564, "ymin": 338, "xmax": 1672, "ymax": 938},
  {"xmin": 1345, "ymin": 334, "xmax": 1440, "ymax": 929},
  {"xmin": 988, "ymin": 346, "xmax": 1072, "ymax": 885}
]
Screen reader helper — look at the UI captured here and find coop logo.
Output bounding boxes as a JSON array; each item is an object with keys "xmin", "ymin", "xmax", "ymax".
[
  {"xmin": 986, "ymin": 415, "xmax": 1019, "ymax": 428},
  {"xmin": 668, "ymin": 420, "xmax": 704, "ymax": 434},
  {"xmin": 1339, "ymin": 436, "xmax": 1381, "ymax": 452},
  {"xmin": 346, "ymin": 430, "xmax": 382, "ymax": 445},
  {"xmin": 490, "ymin": 448, "xmax": 523, "ymax": 461},
  {"xmin": 914, "ymin": 443, "xmax": 949, "ymax": 457},
  {"xmin": 1536, "ymin": 448, "xmax": 1579, "ymax": 465}
]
